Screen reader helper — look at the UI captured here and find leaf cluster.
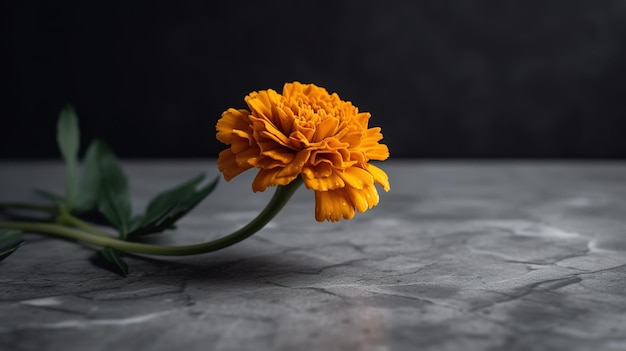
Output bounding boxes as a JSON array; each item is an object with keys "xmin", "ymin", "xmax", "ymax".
[{"xmin": 0, "ymin": 105, "xmax": 218, "ymax": 276}]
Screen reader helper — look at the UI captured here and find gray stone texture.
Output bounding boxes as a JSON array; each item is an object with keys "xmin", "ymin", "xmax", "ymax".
[{"xmin": 1, "ymin": 161, "xmax": 626, "ymax": 350}]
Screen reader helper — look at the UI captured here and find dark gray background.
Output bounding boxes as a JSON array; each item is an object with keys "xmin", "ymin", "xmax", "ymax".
[{"xmin": 3, "ymin": 0, "xmax": 626, "ymax": 159}]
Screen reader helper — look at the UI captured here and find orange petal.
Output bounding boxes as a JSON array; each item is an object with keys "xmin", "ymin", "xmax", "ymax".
[
  {"xmin": 235, "ymin": 147, "xmax": 262, "ymax": 167},
  {"xmin": 366, "ymin": 164, "xmax": 390, "ymax": 192},
  {"xmin": 252, "ymin": 168, "xmax": 297, "ymax": 192},
  {"xmin": 281, "ymin": 81, "xmax": 301, "ymax": 98},
  {"xmin": 364, "ymin": 127, "xmax": 384, "ymax": 142},
  {"xmin": 277, "ymin": 149, "xmax": 311, "ymax": 178},
  {"xmin": 354, "ymin": 112, "xmax": 371, "ymax": 129},
  {"xmin": 303, "ymin": 169, "xmax": 345, "ymax": 191},
  {"xmin": 245, "ymin": 90, "xmax": 280, "ymax": 121},
  {"xmin": 256, "ymin": 138, "xmax": 282, "ymax": 152},
  {"xmin": 217, "ymin": 148, "xmax": 253, "ymax": 181},
  {"xmin": 249, "ymin": 115, "xmax": 291, "ymax": 147},
  {"xmin": 313, "ymin": 117, "xmax": 339, "ymax": 142},
  {"xmin": 302, "ymin": 162, "xmax": 333, "ymax": 180},
  {"xmin": 344, "ymin": 183, "xmax": 379, "ymax": 213},
  {"xmin": 294, "ymin": 118, "xmax": 316, "ymax": 141},
  {"xmin": 361, "ymin": 127, "xmax": 389, "ymax": 161},
  {"xmin": 254, "ymin": 155, "xmax": 287, "ymax": 169},
  {"xmin": 310, "ymin": 147, "xmax": 349, "ymax": 168},
  {"xmin": 260, "ymin": 147, "xmax": 295, "ymax": 164},
  {"xmin": 216, "ymin": 108, "xmax": 251, "ymax": 144},
  {"xmin": 271, "ymin": 104, "xmax": 294, "ymax": 135},
  {"xmin": 341, "ymin": 130, "xmax": 364, "ymax": 149},
  {"xmin": 365, "ymin": 144, "xmax": 389, "ymax": 161},
  {"xmin": 288, "ymin": 130, "xmax": 311, "ymax": 149},
  {"xmin": 230, "ymin": 139, "xmax": 250, "ymax": 154},
  {"xmin": 337, "ymin": 167, "xmax": 374, "ymax": 190},
  {"xmin": 314, "ymin": 189, "xmax": 356, "ymax": 222},
  {"xmin": 230, "ymin": 130, "xmax": 254, "ymax": 154}
]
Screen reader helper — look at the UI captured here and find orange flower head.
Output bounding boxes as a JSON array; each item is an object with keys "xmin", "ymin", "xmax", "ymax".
[{"xmin": 216, "ymin": 81, "xmax": 390, "ymax": 222}]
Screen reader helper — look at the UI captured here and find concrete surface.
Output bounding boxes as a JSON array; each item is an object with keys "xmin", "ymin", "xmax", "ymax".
[{"xmin": 1, "ymin": 160, "xmax": 625, "ymax": 350}]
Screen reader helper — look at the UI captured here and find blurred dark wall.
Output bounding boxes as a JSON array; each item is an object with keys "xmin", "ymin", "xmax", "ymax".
[{"xmin": 2, "ymin": 0, "xmax": 626, "ymax": 159}]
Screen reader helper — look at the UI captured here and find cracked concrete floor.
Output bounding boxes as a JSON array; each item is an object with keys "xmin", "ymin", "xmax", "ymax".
[{"xmin": 1, "ymin": 161, "xmax": 625, "ymax": 351}]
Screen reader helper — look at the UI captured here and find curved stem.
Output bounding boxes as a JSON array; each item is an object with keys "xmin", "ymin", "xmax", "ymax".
[
  {"xmin": 0, "ymin": 178, "xmax": 302, "ymax": 256},
  {"xmin": 56, "ymin": 212, "xmax": 112, "ymax": 238}
]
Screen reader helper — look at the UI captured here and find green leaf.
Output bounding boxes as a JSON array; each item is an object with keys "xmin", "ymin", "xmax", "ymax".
[
  {"xmin": 143, "ymin": 173, "xmax": 206, "ymax": 224},
  {"xmin": 98, "ymin": 247, "xmax": 129, "ymax": 276},
  {"xmin": 57, "ymin": 104, "xmax": 80, "ymax": 208},
  {"xmin": 128, "ymin": 175, "xmax": 218, "ymax": 238},
  {"xmin": 73, "ymin": 140, "xmax": 103, "ymax": 212},
  {"xmin": 74, "ymin": 140, "xmax": 132, "ymax": 238},
  {"xmin": 0, "ymin": 230, "xmax": 25, "ymax": 262},
  {"xmin": 96, "ymin": 143, "xmax": 132, "ymax": 237}
]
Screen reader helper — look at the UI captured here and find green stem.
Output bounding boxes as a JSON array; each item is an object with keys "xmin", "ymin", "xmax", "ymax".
[
  {"xmin": 56, "ymin": 212, "xmax": 112, "ymax": 238},
  {"xmin": 0, "ymin": 204, "xmax": 111, "ymax": 238},
  {"xmin": 0, "ymin": 178, "xmax": 302, "ymax": 256}
]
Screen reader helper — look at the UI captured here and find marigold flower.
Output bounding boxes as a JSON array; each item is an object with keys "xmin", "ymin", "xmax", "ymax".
[{"xmin": 216, "ymin": 81, "xmax": 390, "ymax": 222}]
